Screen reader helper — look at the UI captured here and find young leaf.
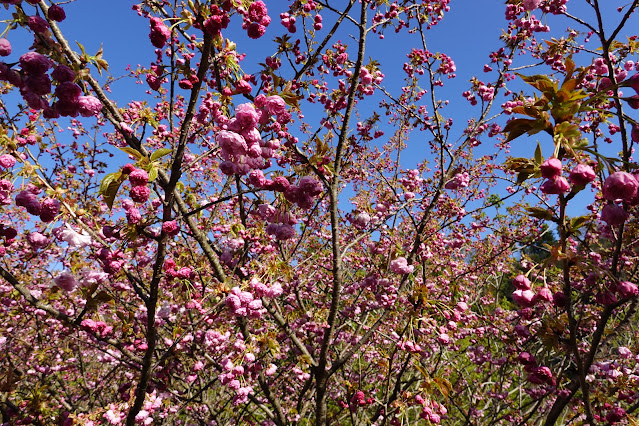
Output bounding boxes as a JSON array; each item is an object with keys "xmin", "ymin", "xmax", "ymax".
[{"xmin": 150, "ymin": 148, "xmax": 173, "ymax": 162}]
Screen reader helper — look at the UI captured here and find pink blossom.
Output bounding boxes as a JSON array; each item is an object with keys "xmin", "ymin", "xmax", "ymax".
[
  {"xmin": 48, "ymin": 5, "xmax": 66, "ymax": 22},
  {"xmin": 512, "ymin": 289, "xmax": 535, "ymax": 307},
  {"xmin": 602, "ymin": 171, "xmax": 638, "ymax": 202},
  {"xmin": 247, "ymin": 23, "xmax": 266, "ymax": 39},
  {"xmin": 535, "ymin": 286, "xmax": 553, "ymax": 302},
  {"xmin": 53, "ymin": 224, "xmax": 92, "ymax": 248},
  {"xmin": 616, "ymin": 281, "xmax": 638, "ymax": 299},
  {"xmin": 263, "ymin": 95, "xmax": 287, "ymax": 115},
  {"xmin": 617, "ymin": 347, "xmax": 633, "ymax": 359},
  {"xmin": 54, "ymin": 271, "xmax": 77, "ymax": 292},
  {"xmin": 129, "ymin": 185, "xmax": 150, "ymax": 203},
  {"xmin": 19, "ymin": 52, "xmax": 51, "ymax": 75},
  {"xmin": 523, "ymin": 0, "xmax": 543, "ymax": 11},
  {"xmin": 0, "ymin": 154, "xmax": 15, "ymax": 169},
  {"xmin": 445, "ymin": 172, "xmax": 470, "ymax": 190},
  {"xmin": 234, "ymin": 103, "xmax": 261, "ymax": 129},
  {"xmin": 568, "ymin": 164, "xmax": 596, "ymax": 186},
  {"xmin": 601, "ymin": 204, "xmax": 628, "ymax": 226},
  {"xmin": 0, "ymin": 179, "xmax": 13, "ymax": 205},
  {"xmin": 39, "ymin": 198, "xmax": 60, "ymax": 222},
  {"xmin": 27, "ymin": 16, "xmax": 49, "ymax": 34},
  {"xmin": 149, "ymin": 17, "xmax": 171, "ymax": 48},
  {"xmin": 162, "ymin": 220, "xmax": 180, "ymax": 237},
  {"xmin": 77, "ymin": 96, "xmax": 102, "ymax": 117},
  {"xmin": 273, "ymin": 223, "xmax": 296, "ymax": 241},
  {"xmin": 540, "ymin": 158, "xmax": 562, "ymax": 179},
  {"xmin": 512, "ymin": 274, "xmax": 532, "ymax": 290},
  {"xmin": 540, "ymin": 176, "xmax": 570, "ymax": 194},
  {"xmin": 298, "ymin": 176, "xmax": 323, "ymax": 196},
  {"xmin": 51, "ymin": 65, "xmax": 75, "ymax": 82},
  {"xmin": 129, "ymin": 169, "xmax": 149, "ymax": 186},
  {"xmin": 55, "ymin": 81, "xmax": 82, "ymax": 101},
  {"xmin": 217, "ymin": 130, "xmax": 248, "ymax": 156},
  {"xmin": 0, "ymin": 39, "xmax": 11, "ymax": 57},
  {"xmin": 389, "ymin": 257, "xmax": 414, "ymax": 274}
]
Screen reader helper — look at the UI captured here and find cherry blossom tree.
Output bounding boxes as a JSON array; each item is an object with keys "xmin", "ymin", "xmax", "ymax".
[{"xmin": 0, "ymin": 0, "xmax": 638, "ymax": 425}]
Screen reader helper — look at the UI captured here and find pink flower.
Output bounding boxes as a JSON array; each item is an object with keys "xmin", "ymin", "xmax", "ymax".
[
  {"xmin": 445, "ymin": 172, "xmax": 470, "ymax": 190},
  {"xmin": 274, "ymin": 223, "xmax": 296, "ymax": 240},
  {"xmin": 149, "ymin": 17, "xmax": 171, "ymax": 48},
  {"xmin": 512, "ymin": 289, "xmax": 535, "ymax": 307},
  {"xmin": 0, "ymin": 39, "xmax": 11, "ymax": 57},
  {"xmin": 27, "ymin": 231, "xmax": 49, "ymax": 248},
  {"xmin": 247, "ymin": 23, "xmax": 266, "ymax": 39},
  {"xmin": 248, "ymin": 1, "xmax": 268, "ymax": 22},
  {"xmin": 54, "ymin": 224, "xmax": 92, "ymax": 247},
  {"xmin": 0, "ymin": 179, "xmax": 13, "ymax": 205},
  {"xmin": 298, "ymin": 176, "xmax": 323, "ymax": 196},
  {"xmin": 616, "ymin": 281, "xmax": 638, "ymax": 299},
  {"xmin": 234, "ymin": 103, "xmax": 261, "ymax": 130},
  {"xmin": 602, "ymin": 171, "xmax": 638, "ymax": 202},
  {"xmin": 48, "ymin": 5, "xmax": 66, "ymax": 22},
  {"xmin": 0, "ymin": 154, "xmax": 16, "ymax": 169},
  {"xmin": 146, "ymin": 74, "xmax": 162, "ymax": 91},
  {"xmin": 568, "ymin": 164, "xmax": 596, "ymax": 186},
  {"xmin": 389, "ymin": 257, "xmax": 414, "ymax": 274},
  {"xmin": 27, "ymin": 15, "xmax": 49, "ymax": 34},
  {"xmin": 51, "ymin": 65, "xmax": 74, "ymax": 82},
  {"xmin": 601, "ymin": 204, "xmax": 628, "ymax": 226},
  {"xmin": 77, "ymin": 96, "xmax": 102, "ymax": 117},
  {"xmin": 55, "ymin": 81, "xmax": 81, "ymax": 101},
  {"xmin": 19, "ymin": 52, "xmax": 51, "ymax": 75},
  {"xmin": 129, "ymin": 169, "xmax": 149, "ymax": 187},
  {"xmin": 162, "ymin": 220, "xmax": 180, "ymax": 237},
  {"xmin": 523, "ymin": 0, "xmax": 542, "ymax": 11},
  {"xmin": 352, "ymin": 211, "xmax": 371, "ymax": 228},
  {"xmin": 203, "ymin": 5, "xmax": 230, "ymax": 36},
  {"xmin": 54, "ymin": 271, "xmax": 77, "ymax": 292},
  {"xmin": 540, "ymin": 158, "xmax": 562, "ymax": 179},
  {"xmin": 24, "ymin": 73, "xmax": 51, "ymax": 95},
  {"xmin": 40, "ymin": 198, "xmax": 60, "ymax": 222},
  {"xmin": 264, "ymin": 95, "xmax": 287, "ymax": 115},
  {"xmin": 540, "ymin": 176, "xmax": 570, "ymax": 194},
  {"xmin": 512, "ymin": 274, "xmax": 531, "ymax": 290},
  {"xmin": 535, "ymin": 286, "xmax": 553, "ymax": 302},
  {"xmin": 217, "ymin": 130, "xmax": 248, "ymax": 156},
  {"xmin": 129, "ymin": 185, "xmax": 150, "ymax": 203}
]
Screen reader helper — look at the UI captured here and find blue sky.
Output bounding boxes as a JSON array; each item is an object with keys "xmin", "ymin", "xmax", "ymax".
[{"xmin": 3, "ymin": 1, "xmax": 636, "ymax": 223}]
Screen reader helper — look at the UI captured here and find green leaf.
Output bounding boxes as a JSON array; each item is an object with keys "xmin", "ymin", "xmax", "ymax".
[
  {"xmin": 99, "ymin": 171, "xmax": 125, "ymax": 210},
  {"xmin": 524, "ymin": 206, "xmax": 554, "ymax": 221},
  {"xmin": 150, "ymin": 148, "xmax": 173, "ymax": 162},
  {"xmin": 148, "ymin": 166, "xmax": 158, "ymax": 182},
  {"xmin": 118, "ymin": 146, "xmax": 144, "ymax": 160},
  {"xmin": 569, "ymin": 215, "xmax": 591, "ymax": 232},
  {"xmin": 517, "ymin": 73, "xmax": 557, "ymax": 95},
  {"xmin": 99, "ymin": 171, "xmax": 122, "ymax": 195},
  {"xmin": 534, "ymin": 142, "xmax": 543, "ymax": 165}
]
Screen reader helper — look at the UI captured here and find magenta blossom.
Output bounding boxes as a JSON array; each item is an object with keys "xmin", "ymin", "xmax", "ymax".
[
  {"xmin": 540, "ymin": 176, "xmax": 570, "ymax": 194},
  {"xmin": 512, "ymin": 274, "xmax": 532, "ymax": 290},
  {"xmin": 0, "ymin": 39, "xmax": 11, "ymax": 57},
  {"xmin": 54, "ymin": 271, "xmax": 77, "ymax": 292},
  {"xmin": 602, "ymin": 171, "xmax": 638, "ymax": 202},
  {"xmin": 540, "ymin": 158, "xmax": 562, "ymax": 179},
  {"xmin": 601, "ymin": 204, "xmax": 628, "ymax": 226},
  {"xmin": 568, "ymin": 164, "xmax": 596, "ymax": 186},
  {"xmin": 389, "ymin": 257, "xmax": 414, "ymax": 274},
  {"xmin": 0, "ymin": 154, "xmax": 16, "ymax": 169},
  {"xmin": 48, "ymin": 5, "xmax": 66, "ymax": 22},
  {"xmin": 512, "ymin": 289, "xmax": 535, "ymax": 307}
]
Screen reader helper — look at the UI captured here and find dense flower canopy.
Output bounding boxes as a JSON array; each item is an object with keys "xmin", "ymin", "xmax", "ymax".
[{"xmin": 0, "ymin": 0, "xmax": 638, "ymax": 425}]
